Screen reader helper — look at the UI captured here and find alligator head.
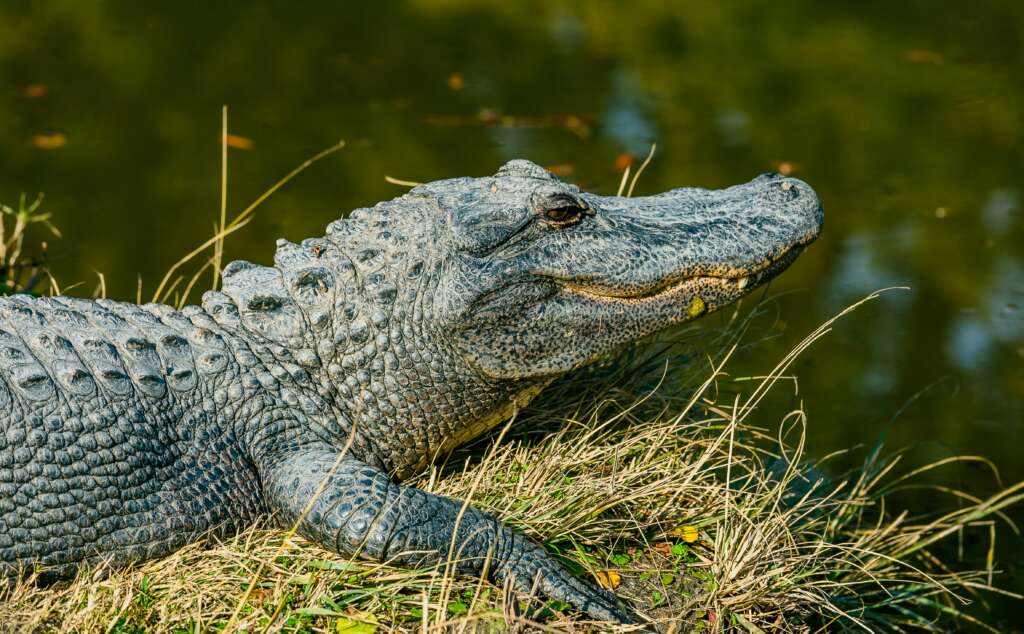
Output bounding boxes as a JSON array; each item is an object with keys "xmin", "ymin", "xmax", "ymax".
[
  {"xmin": 212, "ymin": 158, "xmax": 821, "ymax": 472},
  {"xmin": 430, "ymin": 159, "xmax": 823, "ymax": 379}
]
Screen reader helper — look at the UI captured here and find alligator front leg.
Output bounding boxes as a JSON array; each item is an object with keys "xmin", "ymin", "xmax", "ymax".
[{"xmin": 263, "ymin": 445, "xmax": 632, "ymax": 624}]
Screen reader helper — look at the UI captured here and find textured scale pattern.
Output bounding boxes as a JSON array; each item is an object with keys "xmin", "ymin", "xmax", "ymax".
[
  {"xmin": 0, "ymin": 160, "xmax": 823, "ymax": 623},
  {"xmin": 0, "ymin": 296, "xmax": 264, "ymax": 580}
]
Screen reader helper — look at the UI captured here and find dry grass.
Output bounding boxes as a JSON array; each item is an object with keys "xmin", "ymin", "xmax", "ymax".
[
  {"xmin": 1, "ymin": 291, "xmax": 1021, "ymax": 633},
  {"xmin": 2, "ymin": 142, "xmax": 1021, "ymax": 632}
]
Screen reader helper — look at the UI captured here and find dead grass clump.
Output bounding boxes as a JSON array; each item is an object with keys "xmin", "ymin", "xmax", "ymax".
[{"xmin": 1, "ymin": 292, "xmax": 1020, "ymax": 633}]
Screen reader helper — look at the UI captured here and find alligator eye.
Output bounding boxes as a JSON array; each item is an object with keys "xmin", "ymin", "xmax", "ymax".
[{"xmin": 543, "ymin": 203, "xmax": 586, "ymax": 224}]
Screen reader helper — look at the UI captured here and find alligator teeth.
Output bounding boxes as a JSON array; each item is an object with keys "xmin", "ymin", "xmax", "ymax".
[{"xmin": 737, "ymin": 276, "xmax": 749, "ymax": 290}]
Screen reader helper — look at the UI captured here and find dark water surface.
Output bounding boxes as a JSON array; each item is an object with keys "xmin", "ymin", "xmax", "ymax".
[{"xmin": 2, "ymin": 0, "xmax": 1022, "ymax": 623}]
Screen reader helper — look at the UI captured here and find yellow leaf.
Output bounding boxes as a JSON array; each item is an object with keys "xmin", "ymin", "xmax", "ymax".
[
  {"xmin": 32, "ymin": 132, "xmax": 67, "ymax": 149},
  {"xmin": 336, "ymin": 613, "xmax": 378, "ymax": 634},
  {"xmin": 681, "ymin": 525, "xmax": 699, "ymax": 543},
  {"xmin": 594, "ymin": 570, "xmax": 622, "ymax": 589},
  {"xmin": 224, "ymin": 133, "xmax": 254, "ymax": 150}
]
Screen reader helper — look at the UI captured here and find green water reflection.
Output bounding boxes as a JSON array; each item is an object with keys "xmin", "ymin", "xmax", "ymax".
[{"xmin": 1, "ymin": 0, "xmax": 1022, "ymax": 622}]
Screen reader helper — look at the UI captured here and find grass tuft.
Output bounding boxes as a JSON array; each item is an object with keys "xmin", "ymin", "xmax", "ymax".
[{"xmin": 0, "ymin": 192, "xmax": 61, "ymax": 296}]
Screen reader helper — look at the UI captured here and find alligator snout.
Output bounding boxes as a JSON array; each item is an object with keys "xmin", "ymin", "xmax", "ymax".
[{"xmin": 744, "ymin": 172, "xmax": 825, "ymax": 247}]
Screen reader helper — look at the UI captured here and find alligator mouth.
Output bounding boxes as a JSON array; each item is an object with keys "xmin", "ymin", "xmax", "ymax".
[{"xmin": 553, "ymin": 246, "xmax": 802, "ymax": 303}]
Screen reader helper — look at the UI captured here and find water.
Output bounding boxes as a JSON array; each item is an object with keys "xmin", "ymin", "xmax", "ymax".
[{"xmin": 2, "ymin": 0, "xmax": 1022, "ymax": 622}]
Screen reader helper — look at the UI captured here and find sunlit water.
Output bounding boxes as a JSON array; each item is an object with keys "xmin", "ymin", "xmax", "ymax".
[{"xmin": 2, "ymin": 1, "xmax": 1022, "ymax": 622}]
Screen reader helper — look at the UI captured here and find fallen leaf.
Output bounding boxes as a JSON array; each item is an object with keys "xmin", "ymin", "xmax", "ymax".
[
  {"xmin": 545, "ymin": 164, "xmax": 575, "ymax": 177},
  {"xmin": 32, "ymin": 132, "xmax": 67, "ymax": 149},
  {"xmin": 614, "ymin": 153, "xmax": 635, "ymax": 172},
  {"xmin": 907, "ymin": 49, "xmax": 944, "ymax": 64},
  {"xmin": 20, "ymin": 84, "xmax": 48, "ymax": 98},
  {"xmin": 224, "ymin": 134, "xmax": 254, "ymax": 150},
  {"xmin": 681, "ymin": 525, "xmax": 699, "ymax": 543},
  {"xmin": 336, "ymin": 615, "xmax": 378, "ymax": 634},
  {"xmin": 561, "ymin": 115, "xmax": 590, "ymax": 138},
  {"xmin": 670, "ymin": 525, "xmax": 700, "ymax": 543},
  {"xmin": 772, "ymin": 160, "xmax": 799, "ymax": 175},
  {"xmin": 652, "ymin": 542, "xmax": 673, "ymax": 556},
  {"xmin": 248, "ymin": 587, "xmax": 274, "ymax": 602},
  {"xmin": 477, "ymin": 108, "xmax": 499, "ymax": 124},
  {"xmin": 594, "ymin": 570, "xmax": 622, "ymax": 589}
]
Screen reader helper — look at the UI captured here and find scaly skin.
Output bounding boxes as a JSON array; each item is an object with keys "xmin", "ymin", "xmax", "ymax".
[{"xmin": 0, "ymin": 160, "xmax": 823, "ymax": 623}]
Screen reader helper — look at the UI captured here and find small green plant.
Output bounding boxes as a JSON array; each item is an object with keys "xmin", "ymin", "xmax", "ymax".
[
  {"xmin": 610, "ymin": 553, "xmax": 630, "ymax": 566},
  {"xmin": 0, "ymin": 192, "xmax": 61, "ymax": 295},
  {"xmin": 650, "ymin": 590, "xmax": 665, "ymax": 607}
]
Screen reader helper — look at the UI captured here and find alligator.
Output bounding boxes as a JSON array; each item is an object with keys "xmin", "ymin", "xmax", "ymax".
[{"xmin": 0, "ymin": 160, "xmax": 822, "ymax": 623}]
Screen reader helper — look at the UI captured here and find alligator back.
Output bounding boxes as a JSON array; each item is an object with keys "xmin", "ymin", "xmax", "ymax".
[{"xmin": 0, "ymin": 295, "xmax": 264, "ymax": 580}]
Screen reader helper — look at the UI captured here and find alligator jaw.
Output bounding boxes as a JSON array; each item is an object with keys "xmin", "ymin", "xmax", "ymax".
[{"xmin": 552, "ymin": 244, "xmax": 802, "ymax": 306}]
